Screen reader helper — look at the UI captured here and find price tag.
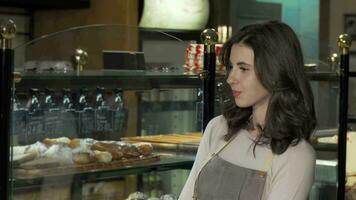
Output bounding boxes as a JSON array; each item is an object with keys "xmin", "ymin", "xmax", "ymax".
[{"xmin": 95, "ymin": 109, "xmax": 113, "ymax": 132}]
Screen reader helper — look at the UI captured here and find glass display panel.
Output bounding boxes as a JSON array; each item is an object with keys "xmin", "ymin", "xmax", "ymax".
[{"xmin": 10, "ymin": 24, "xmax": 201, "ymax": 200}]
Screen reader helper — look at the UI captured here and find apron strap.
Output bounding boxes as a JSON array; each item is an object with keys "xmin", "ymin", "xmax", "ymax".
[{"xmin": 259, "ymin": 150, "xmax": 274, "ymax": 177}]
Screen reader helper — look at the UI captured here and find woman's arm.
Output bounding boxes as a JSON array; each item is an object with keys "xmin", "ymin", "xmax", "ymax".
[{"xmin": 266, "ymin": 141, "xmax": 316, "ymax": 200}]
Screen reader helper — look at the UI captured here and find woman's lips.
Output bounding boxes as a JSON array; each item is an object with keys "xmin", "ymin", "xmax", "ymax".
[{"xmin": 232, "ymin": 91, "xmax": 241, "ymax": 97}]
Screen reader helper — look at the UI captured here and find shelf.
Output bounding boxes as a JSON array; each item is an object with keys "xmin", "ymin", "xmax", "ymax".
[
  {"xmin": 348, "ymin": 115, "xmax": 356, "ymax": 123},
  {"xmin": 16, "ymin": 70, "xmax": 201, "ymax": 90},
  {"xmin": 306, "ymin": 71, "xmax": 338, "ymax": 81},
  {"xmin": 15, "ymin": 69, "xmax": 340, "ymax": 91},
  {"xmin": 13, "ymin": 154, "xmax": 194, "ymax": 189}
]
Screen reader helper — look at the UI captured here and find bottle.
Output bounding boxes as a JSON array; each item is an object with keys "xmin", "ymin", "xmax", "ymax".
[
  {"xmin": 27, "ymin": 88, "xmax": 40, "ymax": 113},
  {"xmin": 43, "ymin": 88, "xmax": 61, "ymax": 138},
  {"xmin": 13, "ymin": 90, "xmax": 21, "ymax": 111},
  {"xmin": 94, "ymin": 87, "xmax": 113, "ymax": 140},
  {"xmin": 95, "ymin": 87, "xmax": 106, "ymax": 109},
  {"xmin": 26, "ymin": 88, "xmax": 44, "ymax": 143},
  {"xmin": 215, "ymin": 82, "xmax": 224, "ymax": 115},
  {"xmin": 112, "ymin": 88, "xmax": 127, "ymax": 138},
  {"xmin": 61, "ymin": 88, "xmax": 73, "ymax": 110},
  {"xmin": 61, "ymin": 88, "xmax": 78, "ymax": 138},
  {"xmin": 113, "ymin": 88, "xmax": 124, "ymax": 110},
  {"xmin": 77, "ymin": 88, "xmax": 95, "ymax": 138},
  {"xmin": 13, "ymin": 90, "xmax": 27, "ymax": 145},
  {"xmin": 195, "ymin": 88, "xmax": 203, "ymax": 132},
  {"xmin": 43, "ymin": 88, "xmax": 56, "ymax": 111},
  {"xmin": 77, "ymin": 88, "xmax": 90, "ymax": 111}
]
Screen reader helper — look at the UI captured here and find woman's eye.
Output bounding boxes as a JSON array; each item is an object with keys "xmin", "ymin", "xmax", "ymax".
[{"xmin": 239, "ymin": 66, "xmax": 248, "ymax": 71}]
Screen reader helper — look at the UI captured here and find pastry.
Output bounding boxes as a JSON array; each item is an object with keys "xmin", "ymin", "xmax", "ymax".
[
  {"xmin": 12, "ymin": 152, "xmax": 37, "ymax": 166},
  {"xmin": 68, "ymin": 138, "xmax": 81, "ymax": 148},
  {"xmin": 43, "ymin": 144, "xmax": 73, "ymax": 165},
  {"xmin": 82, "ymin": 138, "xmax": 97, "ymax": 145},
  {"xmin": 20, "ymin": 157, "xmax": 60, "ymax": 169},
  {"xmin": 91, "ymin": 142, "xmax": 117, "ymax": 151},
  {"xmin": 24, "ymin": 141, "xmax": 48, "ymax": 157},
  {"xmin": 70, "ymin": 138, "xmax": 94, "ymax": 153},
  {"xmin": 122, "ymin": 144, "xmax": 140, "ymax": 158},
  {"xmin": 12, "ymin": 145, "xmax": 28, "ymax": 155},
  {"xmin": 93, "ymin": 150, "xmax": 112, "ymax": 163},
  {"xmin": 134, "ymin": 142, "xmax": 153, "ymax": 156},
  {"xmin": 91, "ymin": 142, "xmax": 123, "ymax": 160},
  {"xmin": 72, "ymin": 152, "xmax": 92, "ymax": 164},
  {"xmin": 42, "ymin": 137, "xmax": 71, "ymax": 146},
  {"xmin": 126, "ymin": 191, "xmax": 148, "ymax": 200}
]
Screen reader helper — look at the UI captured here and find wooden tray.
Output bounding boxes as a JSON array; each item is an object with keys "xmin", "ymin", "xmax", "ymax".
[
  {"xmin": 122, "ymin": 132, "xmax": 202, "ymax": 144},
  {"xmin": 14, "ymin": 154, "xmax": 160, "ymax": 179}
]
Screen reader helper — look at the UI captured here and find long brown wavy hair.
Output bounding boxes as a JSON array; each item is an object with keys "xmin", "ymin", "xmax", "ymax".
[{"xmin": 221, "ymin": 20, "xmax": 316, "ymax": 155}]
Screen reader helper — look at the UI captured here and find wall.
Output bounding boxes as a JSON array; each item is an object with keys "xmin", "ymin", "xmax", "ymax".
[
  {"xmin": 33, "ymin": 0, "xmax": 138, "ymax": 37},
  {"xmin": 257, "ymin": 0, "xmax": 320, "ymax": 64},
  {"xmin": 29, "ymin": 0, "xmax": 139, "ymax": 70}
]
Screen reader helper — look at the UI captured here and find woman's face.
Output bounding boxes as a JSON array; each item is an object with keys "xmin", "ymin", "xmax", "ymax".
[{"xmin": 226, "ymin": 43, "xmax": 270, "ymax": 109}]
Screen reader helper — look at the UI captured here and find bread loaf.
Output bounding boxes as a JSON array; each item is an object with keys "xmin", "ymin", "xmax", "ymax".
[
  {"xmin": 12, "ymin": 145, "xmax": 28, "ymax": 155},
  {"xmin": 72, "ymin": 152, "xmax": 92, "ymax": 164},
  {"xmin": 134, "ymin": 142, "xmax": 153, "ymax": 156},
  {"xmin": 91, "ymin": 142, "xmax": 123, "ymax": 160},
  {"xmin": 13, "ymin": 152, "xmax": 37, "ymax": 166},
  {"xmin": 68, "ymin": 138, "xmax": 81, "ymax": 148},
  {"xmin": 20, "ymin": 157, "xmax": 60, "ymax": 169},
  {"xmin": 122, "ymin": 144, "xmax": 140, "ymax": 158},
  {"xmin": 93, "ymin": 150, "xmax": 112, "ymax": 163},
  {"xmin": 42, "ymin": 137, "xmax": 71, "ymax": 146},
  {"xmin": 24, "ymin": 141, "xmax": 48, "ymax": 157}
]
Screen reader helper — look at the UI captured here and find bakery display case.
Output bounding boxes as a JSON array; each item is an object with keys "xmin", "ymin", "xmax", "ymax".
[
  {"xmin": 2, "ymin": 21, "xmax": 205, "ymax": 200},
  {"xmin": 1, "ymin": 18, "xmax": 354, "ymax": 199}
]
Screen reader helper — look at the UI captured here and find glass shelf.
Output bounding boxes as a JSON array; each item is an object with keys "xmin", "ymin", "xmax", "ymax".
[
  {"xmin": 13, "ymin": 154, "xmax": 195, "ymax": 188},
  {"xmin": 16, "ymin": 70, "xmax": 338, "ymax": 91},
  {"xmin": 16, "ymin": 70, "xmax": 201, "ymax": 90}
]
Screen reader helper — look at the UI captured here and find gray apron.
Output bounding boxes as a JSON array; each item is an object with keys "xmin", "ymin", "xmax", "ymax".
[{"xmin": 193, "ymin": 134, "xmax": 273, "ymax": 200}]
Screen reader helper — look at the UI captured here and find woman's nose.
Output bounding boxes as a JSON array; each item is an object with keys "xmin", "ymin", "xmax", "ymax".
[{"xmin": 227, "ymin": 68, "xmax": 238, "ymax": 85}]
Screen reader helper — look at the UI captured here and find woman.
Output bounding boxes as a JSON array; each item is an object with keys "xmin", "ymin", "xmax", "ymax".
[{"xmin": 179, "ymin": 21, "xmax": 316, "ymax": 200}]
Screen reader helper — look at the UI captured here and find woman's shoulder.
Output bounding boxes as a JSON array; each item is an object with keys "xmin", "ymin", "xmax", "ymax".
[
  {"xmin": 287, "ymin": 139, "xmax": 315, "ymax": 158},
  {"xmin": 205, "ymin": 115, "xmax": 228, "ymax": 136},
  {"xmin": 202, "ymin": 115, "xmax": 228, "ymax": 148},
  {"xmin": 272, "ymin": 139, "xmax": 316, "ymax": 167}
]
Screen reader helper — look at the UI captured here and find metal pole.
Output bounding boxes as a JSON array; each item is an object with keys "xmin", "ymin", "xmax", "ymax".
[
  {"xmin": 337, "ymin": 33, "xmax": 352, "ymax": 200},
  {"xmin": 200, "ymin": 29, "xmax": 218, "ymax": 131},
  {"xmin": 0, "ymin": 19, "xmax": 16, "ymax": 200}
]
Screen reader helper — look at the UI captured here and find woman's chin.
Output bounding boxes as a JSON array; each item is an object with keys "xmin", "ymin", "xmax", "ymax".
[{"xmin": 235, "ymin": 99, "xmax": 250, "ymax": 108}]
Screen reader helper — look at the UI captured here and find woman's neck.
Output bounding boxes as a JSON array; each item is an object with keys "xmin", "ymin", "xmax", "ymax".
[{"xmin": 250, "ymin": 96, "xmax": 270, "ymax": 133}]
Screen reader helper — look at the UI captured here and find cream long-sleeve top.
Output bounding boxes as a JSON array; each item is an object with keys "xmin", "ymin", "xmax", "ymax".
[{"xmin": 179, "ymin": 115, "xmax": 316, "ymax": 200}]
